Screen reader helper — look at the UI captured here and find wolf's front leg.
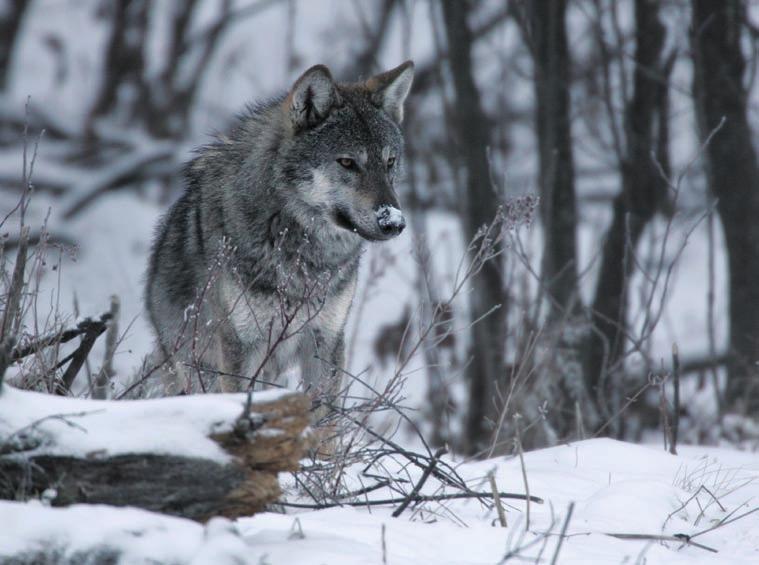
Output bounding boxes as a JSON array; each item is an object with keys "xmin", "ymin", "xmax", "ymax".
[
  {"xmin": 299, "ymin": 328, "xmax": 344, "ymax": 409},
  {"xmin": 217, "ymin": 327, "xmax": 246, "ymax": 393},
  {"xmin": 300, "ymin": 327, "xmax": 344, "ymax": 458}
]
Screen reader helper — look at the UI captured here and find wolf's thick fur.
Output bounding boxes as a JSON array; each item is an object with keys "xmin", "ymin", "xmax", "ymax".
[{"xmin": 146, "ymin": 62, "xmax": 414, "ymax": 397}]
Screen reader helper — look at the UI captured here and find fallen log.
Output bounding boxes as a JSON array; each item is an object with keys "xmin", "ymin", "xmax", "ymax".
[{"xmin": 0, "ymin": 384, "xmax": 312, "ymax": 521}]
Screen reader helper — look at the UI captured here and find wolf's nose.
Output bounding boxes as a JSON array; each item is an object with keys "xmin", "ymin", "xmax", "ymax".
[
  {"xmin": 379, "ymin": 217, "xmax": 405, "ymax": 236},
  {"xmin": 376, "ymin": 205, "xmax": 406, "ymax": 237}
]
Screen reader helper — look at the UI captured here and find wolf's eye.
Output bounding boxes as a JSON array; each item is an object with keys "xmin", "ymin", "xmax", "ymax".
[
  {"xmin": 337, "ymin": 158, "xmax": 355, "ymax": 170},
  {"xmin": 387, "ymin": 157, "xmax": 396, "ymax": 169}
]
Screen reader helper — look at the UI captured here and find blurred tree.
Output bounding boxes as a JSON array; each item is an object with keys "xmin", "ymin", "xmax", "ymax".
[
  {"xmin": 525, "ymin": 0, "xmax": 578, "ymax": 317},
  {"xmin": 88, "ymin": 0, "xmax": 233, "ymax": 140},
  {"xmin": 692, "ymin": 0, "xmax": 759, "ymax": 413},
  {"xmin": 514, "ymin": 0, "xmax": 591, "ymax": 443},
  {"xmin": 0, "ymin": 0, "xmax": 29, "ymax": 90},
  {"xmin": 441, "ymin": 1, "xmax": 506, "ymax": 454},
  {"xmin": 583, "ymin": 0, "xmax": 670, "ymax": 429},
  {"xmin": 88, "ymin": 0, "xmax": 150, "ymax": 132}
]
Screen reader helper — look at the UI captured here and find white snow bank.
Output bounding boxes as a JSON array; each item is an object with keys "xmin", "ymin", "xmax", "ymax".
[
  {"xmin": 251, "ymin": 438, "xmax": 759, "ymax": 564},
  {"xmin": 0, "ymin": 502, "xmax": 249, "ymax": 564},
  {"xmin": 2, "ymin": 438, "xmax": 757, "ymax": 564},
  {"xmin": 0, "ymin": 385, "xmax": 287, "ymax": 462}
]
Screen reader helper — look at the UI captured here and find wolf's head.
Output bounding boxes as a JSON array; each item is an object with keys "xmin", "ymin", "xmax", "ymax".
[{"xmin": 278, "ymin": 61, "xmax": 414, "ymax": 242}]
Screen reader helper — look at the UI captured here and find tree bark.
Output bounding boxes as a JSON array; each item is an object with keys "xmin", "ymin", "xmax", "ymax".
[
  {"xmin": 87, "ymin": 0, "xmax": 150, "ymax": 132},
  {"xmin": 584, "ymin": 0, "xmax": 667, "ymax": 421},
  {"xmin": 691, "ymin": 0, "xmax": 759, "ymax": 412},
  {"xmin": 512, "ymin": 0, "xmax": 591, "ymax": 444},
  {"xmin": 441, "ymin": 1, "xmax": 505, "ymax": 454},
  {"xmin": 0, "ymin": 386, "xmax": 311, "ymax": 521},
  {"xmin": 528, "ymin": 0, "xmax": 578, "ymax": 315},
  {"xmin": 0, "ymin": 0, "xmax": 28, "ymax": 90}
]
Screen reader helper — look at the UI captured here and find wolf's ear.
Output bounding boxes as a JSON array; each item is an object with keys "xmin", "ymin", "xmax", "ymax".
[
  {"xmin": 365, "ymin": 60, "xmax": 414, "ymax": 124},
  {"xmin": 286, "ymin": 65, "xmax": 341, "ymax": 131}
]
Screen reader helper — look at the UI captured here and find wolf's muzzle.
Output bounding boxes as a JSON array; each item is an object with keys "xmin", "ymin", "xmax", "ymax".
[{"xmin": 376, "ymin": 205, "xmax": 406, "ymax": 237}]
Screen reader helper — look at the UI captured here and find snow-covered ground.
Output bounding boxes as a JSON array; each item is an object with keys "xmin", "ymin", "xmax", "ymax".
[{"xmin": 2, "ymin": 438, "xmax": 757, "ymax": 564}]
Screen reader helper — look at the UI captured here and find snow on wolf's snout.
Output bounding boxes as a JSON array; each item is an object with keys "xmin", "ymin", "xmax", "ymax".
[{"xmin": 286, "ymin": 62, "xmax": 413, "ymax": 242}]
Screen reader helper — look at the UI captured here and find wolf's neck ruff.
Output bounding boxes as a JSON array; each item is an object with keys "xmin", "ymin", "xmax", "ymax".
[{"xmin": 146, "ymin": 61, "xmax": 414, "ymax": 397}]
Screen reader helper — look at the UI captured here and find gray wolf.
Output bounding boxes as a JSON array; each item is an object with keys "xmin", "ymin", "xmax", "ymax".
[{"xmin": 145, "ymin": 61, "xmax": 414, "ymax": 400}]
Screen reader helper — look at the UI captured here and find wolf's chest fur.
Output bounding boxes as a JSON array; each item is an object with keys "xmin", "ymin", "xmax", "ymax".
[
  {"xmin": 218, "ymin": 239, "xmax": 359, "ymax": 345},
  {"xmin": 218, "ymin": 264, "xmax": 357, "ymax": 376}
]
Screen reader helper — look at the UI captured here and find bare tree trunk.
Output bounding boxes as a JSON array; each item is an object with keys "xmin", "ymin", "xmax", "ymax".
[
  {"xmin": 87, "ymin": 0, "xmax": 150, "ymax": 131},
  {"xmin": 527, "ymin": 0, "xmax": 578, "ymax": 315},
  {"xmin": 691, "ymin": 0, "xmax": 759, "ymax": 413},
  {"xmin": 144, "ymin": 0, "xmax": 200, "ymax": 139},
  {"xmin": 513, "ymin": 0, "xmax": 591, "ymax": 442},
  {"xmin": 584, "ymin": 0, "xmax": 667, "ymax": 424},
  {"xmin": 0, "ymin": 0, "xmax": 28, "ymax": 91},
  {"xmin": 441, "ymin": 2, "xmax": 505, "ymax": 455}
]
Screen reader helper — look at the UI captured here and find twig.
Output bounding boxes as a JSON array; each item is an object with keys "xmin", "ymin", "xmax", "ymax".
[
  {"xmin": 331, "ymin": 404, "xmax": 471, "ymax": 495},
  {"xmin": 381, "ymin": 523, "xmax": 388, "ymax": 565},
  {"xmin": 670, "ymin": 343, "xmax": 680, "ymax": 455},
  {"xmin": 0, "ymin": 225, "xmax": 29, "ymax": 382},
  {"xmin": 550, "ymin": 501, "xmax": 575, "ymax": 565},
  {"xmin": 338, "ymin": 480, "xmax": 392, "ymax": 500},
  {"xmin": 1, "ymin": 225, "xmax": 29, "ymax": 343},
  {"xmin": 605, "ymin": 532, "xmax": 717, "ymax": 553},
  {"xmin": 1, "ymin": 231, "xmax": 75, "ymax": 251},
  {"xmin": 514, "ymin": 414, "xmax": 531, "ymax": 530},
  {"xmin": 593, "ymin": 381, "xmax": 651, "ymax": 437},
  {"xmin": 277, "ymin": 490, "xmax": 543, "ymax": 510},
  {"xmin": 55, "ymin": 314, "xmax": 111, "ymax": 395},
  {"xmin": 392, "ymin": 446, "xmax": 447, "ymax": 518},
  {"xmin": 691, "ymin": 506, "xmax": 759, "ymax": 539},
  {"xmin": 93, "ymin": 296, "xmax": 120, "ymax": 399},
  {"xmin": 0, "ymin": 340, "xmax": 12, "ymax": 389},
  {"xmin": 705, "ymin": 208, "xmax": 722, "ymax": 414},
  {"xmin": 658, "ymin": 372, "xmax": 672, "ymax": 452},
  {"xmin": 575, "ymin": 401, "xmax": 585, "ymax": 440},
  {"xmin": 11, "ymin": 314, "xmax": 112, "ymax": 362},
  {"xmin": 489, "ymin": 471, "xmax": 507, "ymax": 527},
  {"xmin": 664, "ymin": 485, "xmax": 726, "ymax": 530}
]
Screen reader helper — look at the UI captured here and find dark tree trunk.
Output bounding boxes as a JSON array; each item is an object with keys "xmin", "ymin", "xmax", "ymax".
[
  {"xmin": 148, "ymin": 0, "xmax": 232, "ymax": 140},
  {"xmin": 512, "ymin": 0, "xmax": 589, "ymax": 443},
  {"xmin": 441, "ymin": 2, "xmax": 505, "ymax": 454},
  {"xmin": 144, "ymin": 0, "xmax": 199, "ymax": 139},
  {"xmin": 691, "ymin": 0, "xmax": 759, "ymax": 413},
  {"xmin": 0, "ymin": 0, "xmax": 28, "ymax": 91},
  {"xmin": 529, "ymin": 0, "xmax": 578, "ymax": 315},
  {"xmin": 87, "ymin": 0, "xmax": 150, "ymax": 131},
  {"xmin": 584, "ymin": 0, "xmax": 667, "ymax": 420}
]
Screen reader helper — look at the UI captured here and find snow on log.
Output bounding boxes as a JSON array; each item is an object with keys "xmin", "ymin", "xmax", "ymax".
[{"xmin": 0, "ymin": 385, "xmax": 312, "ymax": 521}]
